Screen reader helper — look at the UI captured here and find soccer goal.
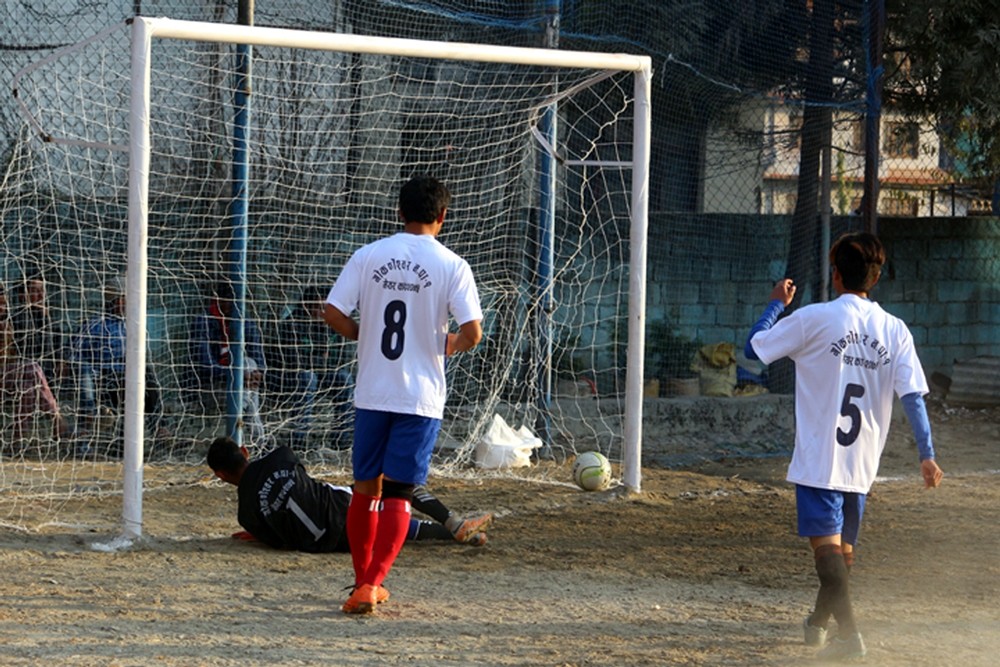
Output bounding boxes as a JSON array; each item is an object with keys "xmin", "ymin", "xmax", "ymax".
[{"xmin": 6, "ymin": 17, "xmax": 650, "ymax": 540}]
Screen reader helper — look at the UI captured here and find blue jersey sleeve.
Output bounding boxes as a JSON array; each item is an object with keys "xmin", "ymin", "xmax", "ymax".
[
  {"xmin": 900, "ymin": 391, "xmax": 935, "ymax": 461},
  {"xmin": 744, "ymin": 299, "xmax": 786, "ymax": 361}
]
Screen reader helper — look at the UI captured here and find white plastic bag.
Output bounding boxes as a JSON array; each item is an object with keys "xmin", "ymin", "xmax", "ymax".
[{"xmin": 475, "ymin": 414, "xmax": 542, "ymax": 469}]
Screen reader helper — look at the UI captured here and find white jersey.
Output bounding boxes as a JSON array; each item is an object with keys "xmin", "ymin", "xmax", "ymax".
[
  {"xmin": 750, "ymin": 294, "xmax": 928, "ymax": 494},
  {"xmin": 327, "ymin": 232, "xmax": 482, "ymax": 419}
]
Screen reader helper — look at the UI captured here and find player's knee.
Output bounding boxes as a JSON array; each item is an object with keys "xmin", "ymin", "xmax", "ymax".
[
  {"xmin": 814, "ymin": 544, "xmax": 848, "ymax": 589},
  {"xmin": 382, "ymin": 479, "xmax": 415, "ymax": 502}
]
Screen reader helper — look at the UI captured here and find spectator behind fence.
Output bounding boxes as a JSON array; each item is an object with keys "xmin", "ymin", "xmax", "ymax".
[
  {"xmin": 0, "ymin": 284, "xmax": 71, "ymax": 444},
  {"xmin": 70, "ymin": 285, "xmax": 169, "ymax": 457},
  {"xmin": 12, "ymin": 267, "xmax": 62, "ymax": 385},
  {"xmin": 267, "ymin": 284, "xmax": 354, "ymax": 447},
  {"xmin": 190, "ymin": 281, "xmax": 266, "ymax": 445}
]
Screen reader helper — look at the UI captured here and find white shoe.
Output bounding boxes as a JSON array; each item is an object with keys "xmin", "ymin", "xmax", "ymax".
[
  {"xmin": 816, "ymin": 632, "xmax": 866, "ymax": 661},
  {"xmin": 803, "ymin": 616, "xmax": 828, "ymax": 647}
]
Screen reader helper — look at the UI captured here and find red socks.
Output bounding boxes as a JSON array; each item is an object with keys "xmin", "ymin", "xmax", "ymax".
[
  {"xmin": 346, "ymin": 491, "xmax": 380, "ymax": 587},
  {"xmin": 363, "ymin": 497, "xmax": 411, "ymax": 587}
]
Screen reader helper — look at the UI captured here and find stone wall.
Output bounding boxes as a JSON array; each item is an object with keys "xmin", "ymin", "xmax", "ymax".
[{"xmin": 641, "ymin": 394, "xmax": 795, "ymax": 466}]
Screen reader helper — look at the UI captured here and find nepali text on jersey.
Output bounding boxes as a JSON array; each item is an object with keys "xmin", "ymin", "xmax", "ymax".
[
  {"xmin": 828, "ymin": 329, "xmax": 891, "ymax": 366},
  {"xmin": 370, "ymin": 258, "xmax": 433, "ymax": 289},
  {"xmin": 258, "ymin": 469, "xmax": 295, "ymax": 517}
]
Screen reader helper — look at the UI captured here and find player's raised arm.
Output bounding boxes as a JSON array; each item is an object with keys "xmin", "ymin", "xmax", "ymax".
[
  {"xmin": 744, "ymin": 279, "xmax": 796, "ymax": 361},
  {"xmin": 770, "ymin": 278, "xmax": 797, "ymax": 306}
]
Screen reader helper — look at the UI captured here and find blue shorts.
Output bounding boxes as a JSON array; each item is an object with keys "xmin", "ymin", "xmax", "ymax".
[
  {"xmin": 352, "ymin": 408, "xmax": 441, "ymax": 485},
  {"xmin": 795, "ymin": 485, "xmax": 866, "ymax": 546}
]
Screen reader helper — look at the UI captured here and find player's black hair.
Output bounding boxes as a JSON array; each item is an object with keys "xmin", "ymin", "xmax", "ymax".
[
  {"xmin": 830, "ymin": 232, "xmax": 885, "ymax": 293},
  {"xmin": 206, "ymin": 436, "xmax": 246, "ymax": 474},
  {"xmin": 398, "ymin": 174, "xmax": 451, "ymax": 224}
]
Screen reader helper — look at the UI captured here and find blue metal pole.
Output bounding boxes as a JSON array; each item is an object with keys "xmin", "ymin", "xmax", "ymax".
[
  {"xmin": 228, "ymin": 1, "xmax": 253, "ymax": 443},
  {"xmin": 536, "ymin": 0, "xmax": 560, "ymax": 455},
  {"xmin": 862, "ymin": 0, "xmax": 884, "ymax": 234}
]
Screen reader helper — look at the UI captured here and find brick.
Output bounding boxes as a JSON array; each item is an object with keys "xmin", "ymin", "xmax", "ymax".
[
  {"xmin": 926, "ymin": 326, "xmax": 962, "ymax": 346},
  {"xmin": 715, "ymin": 303, "xmax": 755, "ymax": 327},
  {"xmin": 696, "ymin": 326, "xmax": 736, "ymax": 345},
  {"xmin": 883, "ymin": 301, "xmax": 915, "ymax": 321},
  {"xmin": 679, "ymin": 303, "xmax": 715, "ymax": 325},
  {"xmin": 928, "ymin": 239, "xmax": 966, "ymax": 259},
  {"xmin": 946, "ymin": 302, "xmax": 975, "ymax": 322},
  {"xmin": 917, "ymin": 348, "xmax": 944, "ymax": 373},
  {"xmin": 908, "ymin": 325, "xmax": 928, "ymax": 346},
  {"xmin": 960, "ymin": 325, "xmax": 996, "ymax": 345},
  {"xmin": 936, "ymin": 281, "xmax": 978, "ymax": 302},
  {"xmin": 913, "ymin": 302, "xmax": 948, "ymax": 325}
]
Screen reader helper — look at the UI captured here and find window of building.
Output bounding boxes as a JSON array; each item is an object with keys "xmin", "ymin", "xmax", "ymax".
[
  {"xmin": 852, "ymin": 120, "xmax": 866, "ymax": 153},
  {"xmin": 779, "ymin": 110, "xmax": 803, "ymax": 153},
  {"xmin": 881, "ymin": 195, "xmax": 919, "ymax": 217},
  {"xmin": 884, "ymin": 121, "xmax": 920, "ymax": 159}
]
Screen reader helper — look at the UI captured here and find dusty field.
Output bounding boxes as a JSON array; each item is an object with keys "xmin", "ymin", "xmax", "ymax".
[{"xmin": 0, "ymin": 397, "xmax": 997, "ymax": 666}]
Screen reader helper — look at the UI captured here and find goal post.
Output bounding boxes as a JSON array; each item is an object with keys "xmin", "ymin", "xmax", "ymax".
[
  {"xmin": 128, "ymin": 16, "xmax": 652, "ymax": 507},
  {"xmin": 8, "ymin": 17, "xmax": 651, "ymax": 540}
]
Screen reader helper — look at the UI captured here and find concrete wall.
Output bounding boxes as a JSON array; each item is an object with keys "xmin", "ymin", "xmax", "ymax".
[
  {"xmin": 641, "ymin": 394, "xmax": 795, "ymax": 466},
  {"xmin": 877, "ymin": 217, "xmax": 1000, "ymax": 373},
  {"xmin": 648, "ymin": 214, "xmax": 1000, "ymax": 380}
]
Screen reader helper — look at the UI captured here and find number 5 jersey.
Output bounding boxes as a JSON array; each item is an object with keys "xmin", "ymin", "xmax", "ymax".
[{"xmin": 749, "ymin": 294, "xmax": 928, "ymax": 493}]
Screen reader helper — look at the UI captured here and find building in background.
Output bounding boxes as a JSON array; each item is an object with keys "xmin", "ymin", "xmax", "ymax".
[{"xmin": 702, "ymin": 101, "xmax": 991, "ymax": 217}]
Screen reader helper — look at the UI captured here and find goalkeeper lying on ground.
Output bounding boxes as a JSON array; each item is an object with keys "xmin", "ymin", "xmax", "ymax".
[{"xmin": 207, "ymin": 436, "xmax": 493, "ymax": 552}]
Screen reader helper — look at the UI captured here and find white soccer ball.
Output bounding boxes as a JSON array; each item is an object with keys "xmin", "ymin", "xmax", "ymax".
[{"xmin": 572, "ymin": 451, "xmax": 612, "ymax": 491}]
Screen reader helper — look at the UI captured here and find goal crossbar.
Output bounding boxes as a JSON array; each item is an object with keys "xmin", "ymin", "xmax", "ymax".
[{"xmin": 133, "ymin": 17, "xmax": 651, "ymax": 72}]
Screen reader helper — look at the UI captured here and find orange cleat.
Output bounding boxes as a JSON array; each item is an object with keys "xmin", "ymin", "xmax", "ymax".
[
  {"xmin": 342, "ymin": 583, "xmax": 378, "ymax": 614},
  {"xmin": 453, "ymin": 513, "xmax": 494, "ymax": 544}
]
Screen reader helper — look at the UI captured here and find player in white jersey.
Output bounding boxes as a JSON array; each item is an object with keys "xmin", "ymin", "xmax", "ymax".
[
  {"xmin": 324, "ymin": 175, "xmax": 483, "ymax": 614},
  {"xmin": 746, "ymin": 232, "xmax": 943, "ymax": 661}
]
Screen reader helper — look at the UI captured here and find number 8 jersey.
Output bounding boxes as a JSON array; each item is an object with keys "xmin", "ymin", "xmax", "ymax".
[
  {"xmin": 749, "ymin": 294, "xmax": 928, "ymax": 493},
  {"xmin": 327, "ymin": 232, "xmax": 483, "ymax": 420}
]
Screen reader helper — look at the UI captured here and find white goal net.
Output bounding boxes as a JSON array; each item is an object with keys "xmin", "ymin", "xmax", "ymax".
[{"xmin": 3, "ymin": 18, "xmax": 650, "ymax": 536}]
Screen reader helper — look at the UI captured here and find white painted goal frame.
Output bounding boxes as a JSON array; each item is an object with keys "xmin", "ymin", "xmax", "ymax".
[{"xmin": 122, "ymin": 17, "xmax": 651, "ymax": 540}]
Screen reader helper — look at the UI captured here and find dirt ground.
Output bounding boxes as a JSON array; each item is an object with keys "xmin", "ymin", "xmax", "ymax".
[{"xmin": 0, "ymin": 396, "xmax": 997, "ymax": 666}]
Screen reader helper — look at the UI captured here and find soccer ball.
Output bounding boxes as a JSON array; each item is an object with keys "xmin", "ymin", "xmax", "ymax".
[{"xmin": 572, "ymin": 451, "xmax": 612, "ymax": 491}]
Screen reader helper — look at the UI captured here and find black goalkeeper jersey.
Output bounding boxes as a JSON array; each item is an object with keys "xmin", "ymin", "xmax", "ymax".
[{"xmin": 237, "ymin": 446, "xmax": 351, "ymax": 553}]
